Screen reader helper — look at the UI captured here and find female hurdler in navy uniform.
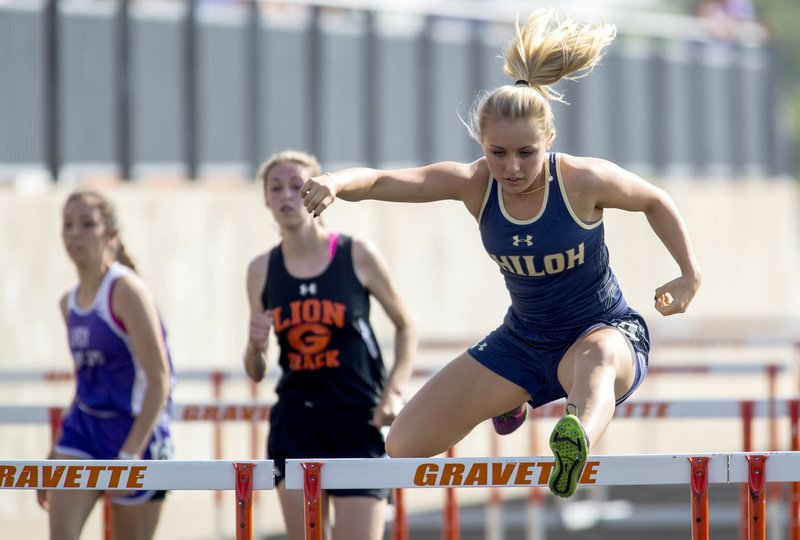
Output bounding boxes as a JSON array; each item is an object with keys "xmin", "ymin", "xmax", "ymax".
[
  {"xmin": 39, "ymin": 190, "xmax": 174, "ymax": 539},
  {"xmin": 299, "ymin": 10, "xmax": 701, "ymax": 498},
  {"xmin": 243, "ymin": 150, "xmax": 417, "ymax": 540}
]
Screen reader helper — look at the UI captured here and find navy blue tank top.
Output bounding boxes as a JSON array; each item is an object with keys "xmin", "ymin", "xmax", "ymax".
[
  {"xmin": 478, "ymin": 153, "xmax": 629, "ymax": 336},
  {"xmin": 262, "ymin": 234, "xmax": 386, "ymax": 408}
]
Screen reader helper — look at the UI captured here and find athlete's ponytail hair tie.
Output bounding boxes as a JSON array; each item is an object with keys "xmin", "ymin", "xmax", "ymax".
[{"xmin": 514, "ymin": 79, "xmax": 530, "ymax": 86}]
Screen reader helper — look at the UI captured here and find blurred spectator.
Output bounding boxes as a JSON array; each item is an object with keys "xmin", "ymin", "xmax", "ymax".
[{"xmin": 692, "ymin": 0, "xmax": 756, "ymax": 40}]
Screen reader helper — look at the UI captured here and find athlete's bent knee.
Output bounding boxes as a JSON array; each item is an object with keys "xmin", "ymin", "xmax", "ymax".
[
  {"xmin": 385, "ymin": 429, "xmax": 429, "ymax": 458},
  {"xmin": 579, "ymin": 338, "xmax": 627, "ymax": 371},
  {"xmin": 384, "ymin": 430, "xmax": 408, "ymax": 458}
]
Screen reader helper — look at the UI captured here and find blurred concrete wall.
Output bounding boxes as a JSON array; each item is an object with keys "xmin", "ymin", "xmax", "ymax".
[
  {"xmin": 1, "ymin": 177, "xmax": 799, "ymax": 378},
  {"xmin": 1, "ymin": 177, "xmax": 799, "ymax": 538}
]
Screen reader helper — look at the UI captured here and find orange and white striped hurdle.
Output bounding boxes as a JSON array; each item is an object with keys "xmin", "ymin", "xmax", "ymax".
[
  {"xmin": 1, "ymin": 453, "xmax": 797, "ymax": 540},
  {"xmin": 0, "ymin": 459, "xmax": 274, "ymax": 540},
  {"xmin": 2, "ymin": 356, "xmax": 797, "ymax": 539},
  {"xmin": 3, "ymin": 396, "xmax": 800, "ymax": 539},
  {"xmin": 284, "ymin": 452, "xmax": 800, "ymax": 540}
]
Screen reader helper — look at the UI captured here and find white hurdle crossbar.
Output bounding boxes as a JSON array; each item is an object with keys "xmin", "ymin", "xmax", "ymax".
[
  {"xmin": 3, "ymin": 401, "xmax": 798, "ymax": 539},
  {"xmin": 0, "ymin": 397, "xmax": 792, "ymax": 424},
  {"xmin": 285, "ymin": 453, "xmax": 800, "ymax": 540},
  {"xmin": 285, "ymin": 454, "xmax": 730, "ymax": 489},
  {"xmin": 0, "ymin": 459, "xmax": 274, "ymax": 540}
]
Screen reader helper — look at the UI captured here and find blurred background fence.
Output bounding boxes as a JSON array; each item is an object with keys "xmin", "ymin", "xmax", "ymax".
[{"xmin": 0, "ymin": 0, "xmax": 794, "ymax": 184}]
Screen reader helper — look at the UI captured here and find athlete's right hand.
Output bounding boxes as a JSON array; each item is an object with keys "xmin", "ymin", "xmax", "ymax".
[
  {"xmin": 301, "ymin": 173, "xmax": 338, "ymax": 217},
  {"xmin": 248, "ymin": 310, "xmax": 273, "ymax": 352}
]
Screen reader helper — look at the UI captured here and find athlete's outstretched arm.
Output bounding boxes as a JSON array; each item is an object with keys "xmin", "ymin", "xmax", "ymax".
[
  {"xmin": 300, "ymin": 160, "xmax": 485, "ymax": 217},
  {"xmin": 352, "ymin": 239, "xmax": 418, "ymax": 428},
  {"xmin": 243, "ymin": 254, "xmax": 270, "ymax": 383},
  {"xmin": 572, "ymin": 157, "xmax": 702, "ymax": 316}
]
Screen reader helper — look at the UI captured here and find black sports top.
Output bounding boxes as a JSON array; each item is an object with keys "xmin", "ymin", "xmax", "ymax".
[{"xmin": 262, "ymin": 234, "xmax": 386, "ymax": 408}]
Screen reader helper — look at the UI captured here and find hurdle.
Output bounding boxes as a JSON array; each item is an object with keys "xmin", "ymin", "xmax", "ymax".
[
  {"xmin": 0, "ymin": 401, "xmax": 274, "ymax": 540},
  {"xmin": 2, "ymin": 359, "xmax": 795, "ymax": 538},
  {"xmin": 286, "ymin": 452, "xmax": 800, "ymax": 540},
  {"xmin": 387, "ymin": 397, "xmax": 800, "ymax": 540},
  {"xmin": 0, "ymin": 369, "xmax": 273, "ymax": 540},
  {"xmin": 530, "ymin": 398, "xmax": 800, "ymax": 540},
  {"xmin": 400, "ymin": 360, "xmax": 790, "ymax": 539},
  {"xmin": 0, "ymin": 459, "xmax": 274, "ymax": 540},
  {"xmin": 4, "ymin": 397, "xmax": 800, "ymax": 538}
]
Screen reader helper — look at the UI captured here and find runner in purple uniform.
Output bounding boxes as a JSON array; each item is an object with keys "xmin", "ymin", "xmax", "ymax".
[{"xmin": 38, "ymin": 189, "xmax": 174, "ymax": 539}]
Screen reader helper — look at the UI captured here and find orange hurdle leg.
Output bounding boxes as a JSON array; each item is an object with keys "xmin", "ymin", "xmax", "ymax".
[
  {"xmin": 689, "ymin": 457, "xmax": 709, "ymax": 540},
  {"xmin": 443, "ymin": 448, "xmax": 459, "ymax": 540},
  {"xmin": 746, "ymin": 454, "xmax": 767, "ymax": 540},
  {"xmin": 302, "ymin": 462, "xmax": 324, "ymax": 540},
  {"xmin": 790, "ymin": 400, "xmax": 800, "ymax": 540},
  {"xmin": 234, "ymin": 463, "xmax": 255, "ymax": 540},
  {"xmin": 392, "ymin": 488, "xmax": 408, "ymax": 540}
]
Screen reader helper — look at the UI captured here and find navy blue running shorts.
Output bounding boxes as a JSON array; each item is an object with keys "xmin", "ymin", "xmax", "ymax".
[{"xmin": 468, "ymin": 311, "xmax": 650, "ymax": 408}]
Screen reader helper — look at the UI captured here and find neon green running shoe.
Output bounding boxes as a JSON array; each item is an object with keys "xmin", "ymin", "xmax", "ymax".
[{"xmin": 548, "ymin": 414, "xmax": 588, "ymax": 498}]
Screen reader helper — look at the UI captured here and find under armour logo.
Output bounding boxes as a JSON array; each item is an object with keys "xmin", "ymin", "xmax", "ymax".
[
  {"xmin": 512, "ymin": 235, "xmax": 533, "ymax": 247},
  {"xmin": 299, "ymin": 282, "xmax": 317, "ymax": 296},
  {"xmin": 477, "ymin": 342, "xmax": 488, "ymax": 351}
]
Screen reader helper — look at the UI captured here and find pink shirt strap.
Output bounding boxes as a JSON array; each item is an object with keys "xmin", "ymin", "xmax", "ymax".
[
  {"xmin": 108, "ymin": 280, "xmax": 127, "ymax": 332},
  {"xmin": 328, "ymin": 231, "xmax": 340, "ymax": 260}
]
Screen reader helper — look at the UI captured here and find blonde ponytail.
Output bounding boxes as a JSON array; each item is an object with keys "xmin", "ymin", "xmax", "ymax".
[
  {"xmin": 467, "ymin": 9, "xmax": 616, "ymax": 142},
  {"xmin": 504, "ymin": 9, "xmax": 616, "ymax": 102}
]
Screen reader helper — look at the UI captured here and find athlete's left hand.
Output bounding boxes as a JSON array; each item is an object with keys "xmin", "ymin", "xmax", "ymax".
[
  {"xmin": 301, "ymin": 173, "xmax": 339, "ymax": 217},
  {"xmin": 654, "ymin": 273, "xmax": 701, "ymax": 316},
  {"xmin": 370, "ymin": 392, "xmax": 404, "ymax": 428}
]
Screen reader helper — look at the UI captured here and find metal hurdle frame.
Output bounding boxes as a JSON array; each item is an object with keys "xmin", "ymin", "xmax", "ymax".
[
  {"xmin": 0, "ymin": 459, "xmax": 274, "ymax": 540},
  {"xmin": 5, "ymin": 401, "xmax": 274, "ymax": 540},
  {"xmin": 286, "ymin": 453, "xmax": 800, "ymax": 540},
  {"xmin": 0, "ymin": 452, "xmax": 793, "ymax": 540},
  {"xmin": 401, "ymin": 396, "xmax": 800, "ymax": 540},
  {"xmin": 0, "ymin": 368, "xmax": 270, "ymax": 540},
  {"xmin": 1, "ymin": 352, "xmax": 797, "ymax": 539},
  {"xmin": 3, "ymin": 397, "xmax": 800, "ymax": 539}
]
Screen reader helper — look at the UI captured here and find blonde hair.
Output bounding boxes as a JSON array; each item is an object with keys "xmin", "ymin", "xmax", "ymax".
[
  {"xmin": 256, "ymin": 149, "xmax": 322, "ymax": 191},
  {"xmin": 64, "ymin": 189, "xmax": 137, "ymax": 272},
  {"xmin": 467, "ymin": 9, "xmax": 616, "ymax": 142}
]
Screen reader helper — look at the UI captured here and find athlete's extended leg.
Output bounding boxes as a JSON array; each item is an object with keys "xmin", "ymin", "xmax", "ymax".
[
  {"xmin": 48, "ymin": 452, "xmax": 103, "ymax": 540},
  {"xmin": 549, "ymin": 327, "xmax": 636, "ymax": 497},
  {"xmin": 557, "ymin": 327, "xmax": 636, "ymax": 444},
  {"xmin": 385, "ymin": 352, "xmax": 531, "ymax": 458},
  {"xmin": 331, "ymin": 495, "xmax": 386, "ymax": 540},
  {"xmin": 48, "ymin": 488, "xmax": 102, "ymax": 540},
  {"xmin": 111, "ymin": 499, "xmax": 164, "ymax": 540}
]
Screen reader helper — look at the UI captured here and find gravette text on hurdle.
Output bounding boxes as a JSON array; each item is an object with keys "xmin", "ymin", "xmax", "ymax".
[
  {"xmin": 0, "ymin": 463, "xmax": 147, "ymax": 490},
  {"xmin": 412, "ymin": 460, "xmax": 599, "ymax": 487},
  {"xmin": 0, "ymin": 460, "xmax": 274, "ymax": 491},
  {"xmin": 180, "ymin": 403, "xmax": 272, "ymax": 421},
  {"xmin": 0, "ymin": 460, "xmax": 274, "ymax": 540}
]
